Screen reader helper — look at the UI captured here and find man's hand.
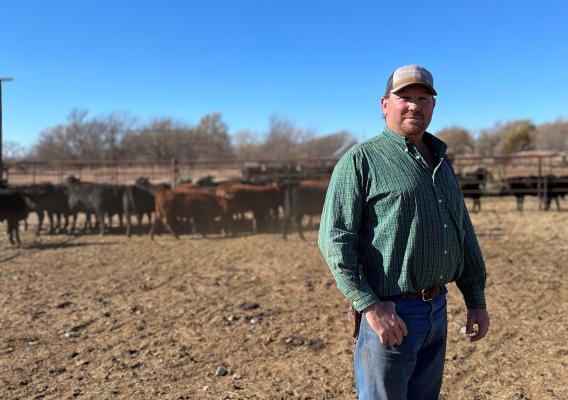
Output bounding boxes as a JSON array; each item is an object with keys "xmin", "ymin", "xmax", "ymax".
[
  {"xmin": 364, "ymin": 301, "xmax": 408, "ymax": 345},
  {"xmin": 466, "ymin": 308, "xmax": 490, "ymax": 342}
]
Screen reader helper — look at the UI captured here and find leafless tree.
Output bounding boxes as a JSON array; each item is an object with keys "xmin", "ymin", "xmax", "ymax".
[
  {"xmin": 435, "ymin": 126, "xmax": 475, "ymax": 156},
  {"xmin": 533, "ymin": 119, "xmax": 568, "ymax": 151}
]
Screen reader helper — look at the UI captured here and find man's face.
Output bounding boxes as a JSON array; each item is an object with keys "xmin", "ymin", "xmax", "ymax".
[{"xmin": 381, "ymin": 85, "xmax": 436, "ymax": 140}]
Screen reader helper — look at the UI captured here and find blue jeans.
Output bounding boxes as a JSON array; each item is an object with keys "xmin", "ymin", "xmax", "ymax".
[{"xmin": 354, "ymin": 289, "xmax": 448, "ymax": 400}]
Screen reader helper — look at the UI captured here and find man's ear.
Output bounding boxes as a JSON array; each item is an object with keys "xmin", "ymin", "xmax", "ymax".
[{"xmin": 380, "ymin": 96, "xmax": 388, "ymax": 115}]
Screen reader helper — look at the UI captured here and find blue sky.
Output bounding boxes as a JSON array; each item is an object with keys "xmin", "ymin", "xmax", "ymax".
[{"xmin": 2, "ymin": 1, "xmax": 568, "ymax": 151}]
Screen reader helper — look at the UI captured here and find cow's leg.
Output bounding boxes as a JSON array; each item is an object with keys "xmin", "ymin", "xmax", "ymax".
[
  {"xmin": 47, "ymin": 212, "xmax": 55, "ymax": 234},
  {"xmin": 97, "ymin": 211, "xmax": 105, "ymax": 236},
  {"xmin": 126, "ymin": 210, "xmax": 132, "ymax": 237},
  {"xmin": 8, "ymin": 220, "xmax": 20, "ymax": 246},
  {"xmin": 69, "ymin": 213, "xmax": 77, "ymax": 234},
  {"xmin": 163, "ymin": 214, "xmax": 180, "ymax": 239},
  {"xmin": 474, "ymin": 198, "xmax": 481, "ymax": 212},
  {"xmin": 7, "ymin": 221, "xmax": 14, "ymax": 245},
  {"xmin": 62, "ymin": 214, "xmax": 70, "ymax": 233},
  {"xmin": 149, "ymin": 216, "xmax": 160, "ymax": 240},
  {"xmin": 282, "ymin": 215, "xmax": 289, "ymax": 240},
  {"xmin": 297, "ymin": 213, "xmax": 305, "ymax": 240},
  {"xmin": 36, "ymin": 210, "xmax": 45, "ymax": 236},
  {"xmin": 82, "ymin": 213, "xmax": 90, "ymax": 233}
]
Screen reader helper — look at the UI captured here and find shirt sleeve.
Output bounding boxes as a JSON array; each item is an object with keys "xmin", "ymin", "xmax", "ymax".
[
  {"xmin": 455, "ymin": 206, "xmax": 487, "ymax": 309},
  {"xmin": 318, "ymin": 150, "xmax": 378, "ymax": 312}
]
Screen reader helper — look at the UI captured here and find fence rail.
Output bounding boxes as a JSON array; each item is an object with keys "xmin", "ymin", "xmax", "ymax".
[{"xmin": 4, "ymin": 152, "xmax": 568, "ymax": 186}]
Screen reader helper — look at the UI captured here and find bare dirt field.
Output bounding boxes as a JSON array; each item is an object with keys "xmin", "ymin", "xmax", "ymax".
[{"xmin": 1, "ymin": 197, "xmax": 567, "ymax": 399}]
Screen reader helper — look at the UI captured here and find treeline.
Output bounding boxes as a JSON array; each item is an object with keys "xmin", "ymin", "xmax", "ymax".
[
  {"xmin": 4, "ymin": 110, "xmax": 356, "ymax": 162},
  {"xmin": 4, "ymin": 110, "xmax": 568, "ymax": 162},
  {"xmin": 436, "ymin": 119, "xmax": 568, "ymax": 157}
]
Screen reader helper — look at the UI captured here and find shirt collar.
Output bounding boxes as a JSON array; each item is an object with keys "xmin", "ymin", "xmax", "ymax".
[{"xmin": 383, "ymin": 127, "xmax": 447, "ymax": 158}]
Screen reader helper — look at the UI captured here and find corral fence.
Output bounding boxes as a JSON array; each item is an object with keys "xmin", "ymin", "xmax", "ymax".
[
  {"xmin": 452, "ymin": 151, "xmax": 568, "ymax": 200},
  {"xmin": 3, "ymin": 158, "xmax": 338, "ymax": 186},
  {"xmin": 4, "ymin": 152, "xmax": 568, "ymax": 196}
]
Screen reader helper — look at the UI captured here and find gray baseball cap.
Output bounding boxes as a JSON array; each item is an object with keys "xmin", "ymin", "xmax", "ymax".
[{"xmin": 385, "ymin": 64, "xmax": 437, "ymax": 96}]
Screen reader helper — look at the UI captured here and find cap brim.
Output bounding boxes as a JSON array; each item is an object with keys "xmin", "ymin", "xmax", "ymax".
[{"xmin": 390, "ymin": 82, "xmax": 437, "ymax": 96}]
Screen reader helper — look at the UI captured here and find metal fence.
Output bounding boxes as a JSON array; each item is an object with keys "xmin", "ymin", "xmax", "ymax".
[{"xmin": 3, "ymin": 158, "xmax": 339, "ymax": 186}]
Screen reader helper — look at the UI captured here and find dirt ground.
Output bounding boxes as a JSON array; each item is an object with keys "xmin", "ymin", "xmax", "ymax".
[{"xmin": 1, "ymin": 197, "xmax": 567, "ymax": 400}]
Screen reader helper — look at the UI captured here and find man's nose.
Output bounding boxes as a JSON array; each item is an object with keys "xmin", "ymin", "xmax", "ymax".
[{"xmin": 407, "ymin": 101, "xmax": 420, "ymax": 110}]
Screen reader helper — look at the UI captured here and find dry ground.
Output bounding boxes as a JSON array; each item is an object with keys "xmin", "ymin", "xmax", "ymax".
[{"xmin": 1, "ymin": 197, "xmax": 567, "ymax": 399}]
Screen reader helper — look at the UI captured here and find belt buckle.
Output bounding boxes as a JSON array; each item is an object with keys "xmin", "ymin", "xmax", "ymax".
[{"xmin": 421, "ymin": 288, "xmax": 436, "ymax": 302}]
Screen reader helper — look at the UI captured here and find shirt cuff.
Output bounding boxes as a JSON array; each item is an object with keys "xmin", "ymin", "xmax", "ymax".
[
  {"xmin": 461, "ymin": 288, "xmax": 486, "ymax": 310},
  {"xmin": 353, "ymin": 292, "xmax": 378, "ymax": 312}
]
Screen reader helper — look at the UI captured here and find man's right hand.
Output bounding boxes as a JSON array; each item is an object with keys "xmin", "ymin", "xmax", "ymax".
[{"xmin": 364, "ymin": 301, "xmax": 408, "ymax": 345}]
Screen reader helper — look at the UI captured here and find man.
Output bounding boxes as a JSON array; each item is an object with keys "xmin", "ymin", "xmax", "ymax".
[{"xmin": 318, "ymin": 64, "xmax": 490, "ymax": 400}]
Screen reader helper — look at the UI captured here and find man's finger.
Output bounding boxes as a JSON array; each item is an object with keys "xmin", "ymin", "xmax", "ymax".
[{"xmin": 470, "ymin": 320, "xmax": 489, "ymax": 342}]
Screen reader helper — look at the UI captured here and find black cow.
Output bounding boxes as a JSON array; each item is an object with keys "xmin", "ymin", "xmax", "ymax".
[
  {"xmin": 17, "ymin": 183, "xmax": 73, "ymax": 235},
  {"xmin": 540, "ymin": 175, "xmax": 568, "ymax": 211},
  {"xmin": 282, "ymin": 182, "xmax": 327, "ymax": 240},
  {"xmin": 457, "ymin": 167, "xmax": 491, "ymax": 213},
  {"xmin": 105, "ymin": 184, "xmax": 127, "ymax": 230},
  {"xmin": 0, "ymin": 190, "xmax": 33, "ymax": 245},
  {"xmin": 500, "ymin": 176, "xmax": 540, "ymax": 212},
  {"xmin": 123, "ymin": 183, "xmax": 156, "ymax": 237},
  {"xmin": 65, "ymin": 176, "xmax": 111, "ymax": 235}
]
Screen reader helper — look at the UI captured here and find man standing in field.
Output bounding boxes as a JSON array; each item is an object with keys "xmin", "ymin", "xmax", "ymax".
[{"xmin": 318, "ymin": 64, "xmax": 490, "ymax": 400}]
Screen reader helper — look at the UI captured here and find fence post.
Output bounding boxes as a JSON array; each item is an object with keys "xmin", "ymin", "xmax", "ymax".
[
  {"xmin": 537, "ymin": 156, "xmax": 545, "ymax": 209},
  {"xmin": 170, "ymin": 158, "xmax": 179, "ymax": 187}
]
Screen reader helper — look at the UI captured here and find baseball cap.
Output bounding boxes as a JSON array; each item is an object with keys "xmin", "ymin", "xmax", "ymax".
[{"xmin": 385, "ymin": 64, "xmax": 437, "ymax": 96}]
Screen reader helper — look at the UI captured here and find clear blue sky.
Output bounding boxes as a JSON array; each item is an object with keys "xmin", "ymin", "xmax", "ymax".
[{"xmin": 2, "ymin": 0, "xmax": 568, "ymax": 150}]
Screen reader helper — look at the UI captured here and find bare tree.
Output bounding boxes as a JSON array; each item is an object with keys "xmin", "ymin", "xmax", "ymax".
[
  {"xmin": 533, "ymin": 119, "xmax": 568, "ymax": 151},
  {"xmin": 476, "ymin": 123, "xmax": 504, "ymax": 157},
  {"xmin": 497, "ymin": 120, "xmax": 535, "ymax": 154},
  {"xmin": 435, "ymin": 126, "xmax": 475, "ymax": 156},
  {"xmin": 31, "ymin": 109, "xmax": 133, "ymax": 160},
  {"xmin": 2, "ymin": 141, "xmax": 27, "ymax": 161}
]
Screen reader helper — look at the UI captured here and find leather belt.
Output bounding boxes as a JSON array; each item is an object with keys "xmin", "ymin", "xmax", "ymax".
[{"xmin": 405, "ymin": 287, "xmax": 445, "ymax": 302}]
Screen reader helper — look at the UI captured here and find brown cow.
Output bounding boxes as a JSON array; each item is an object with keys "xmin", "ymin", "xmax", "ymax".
[
  {"xmin": 216, "ymin": 182, "xmax": 283, "ymax": 234},
  {"xmin": 149, "ymin": 188, "xmax": 226, "ymax": 239}
]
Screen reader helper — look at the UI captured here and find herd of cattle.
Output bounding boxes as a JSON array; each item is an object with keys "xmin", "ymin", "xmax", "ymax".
[
  {"xmin": 0, "ymin": 176, "xmax": 328, "ymax": 245},
  {"xmin": 458, "ymin": 168, "xmax": 568, "ymax": 212},
  {"xmin": 1, "ymin": 169, "xmax": 567, "ymax": 246}
]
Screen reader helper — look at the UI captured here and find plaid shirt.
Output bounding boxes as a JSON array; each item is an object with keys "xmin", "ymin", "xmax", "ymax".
[{"xmin": 318, "ymin": 128, "xmax": 486, "ymax": 312}]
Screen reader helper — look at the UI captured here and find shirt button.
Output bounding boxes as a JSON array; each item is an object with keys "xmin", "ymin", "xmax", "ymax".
[
  {"xmin": 438, "ymin": 199, "xmax": 443, "ymax": 203},
  {"xmin": 443, "ymin": 224, "xmax": 447, "ymax": 228},
  {"xmin": 444, "ymin": 250, "xmax": 448, "ymax": 255},
  {"xmin": 404, "ymin": 148, "xmax": 409, "ymax": 152},
  {"xmin": 415, "ymin": 155, "xmax": 420, "ymax": 160}
]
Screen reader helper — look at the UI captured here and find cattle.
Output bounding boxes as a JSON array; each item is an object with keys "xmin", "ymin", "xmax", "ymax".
[
  {"xmin": 20, "ymin": 183, "xmax": 73, "ymax": 235},
  {"xmin": 540, "ymin": 175, "xmax": 568, "ymax": 210},
  {"xmin": 457, "ymin": 167, "xmax": 491, "ymax": 213},
  {"xmin": 282, "ymin": 181, "xmax": 328, "ymax": 240},
  {"xmin": 0, "ymin": 190, "xmax": 33, "ymax": 245},
  {"xmin": 498, "ymin": 175, "xmax": 567, "ymax": 212},
  {"xmin": 149, "ymin": 188, "xmax": 226, "ymax": 239},
  {"xmin": 216, "ymin": 182, "xmax": 284, "ymax": 235},
  {"xmin": 500, "ymin": 176, "xmax": 539, "ymax": 212},
  {"xmin": 65, "ymin": 176, "xmax": 115, "ymax": 235}
]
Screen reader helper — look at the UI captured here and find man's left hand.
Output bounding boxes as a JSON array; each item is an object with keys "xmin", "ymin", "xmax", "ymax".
[{"xmin": 466, "ymin": 308, "xmax": 490, "ymax": 342}]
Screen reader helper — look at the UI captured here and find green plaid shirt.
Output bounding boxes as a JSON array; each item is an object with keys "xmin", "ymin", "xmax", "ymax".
[{"xmin": 318, "ymin": 128, "xmax": 486, "ymax": 312}]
